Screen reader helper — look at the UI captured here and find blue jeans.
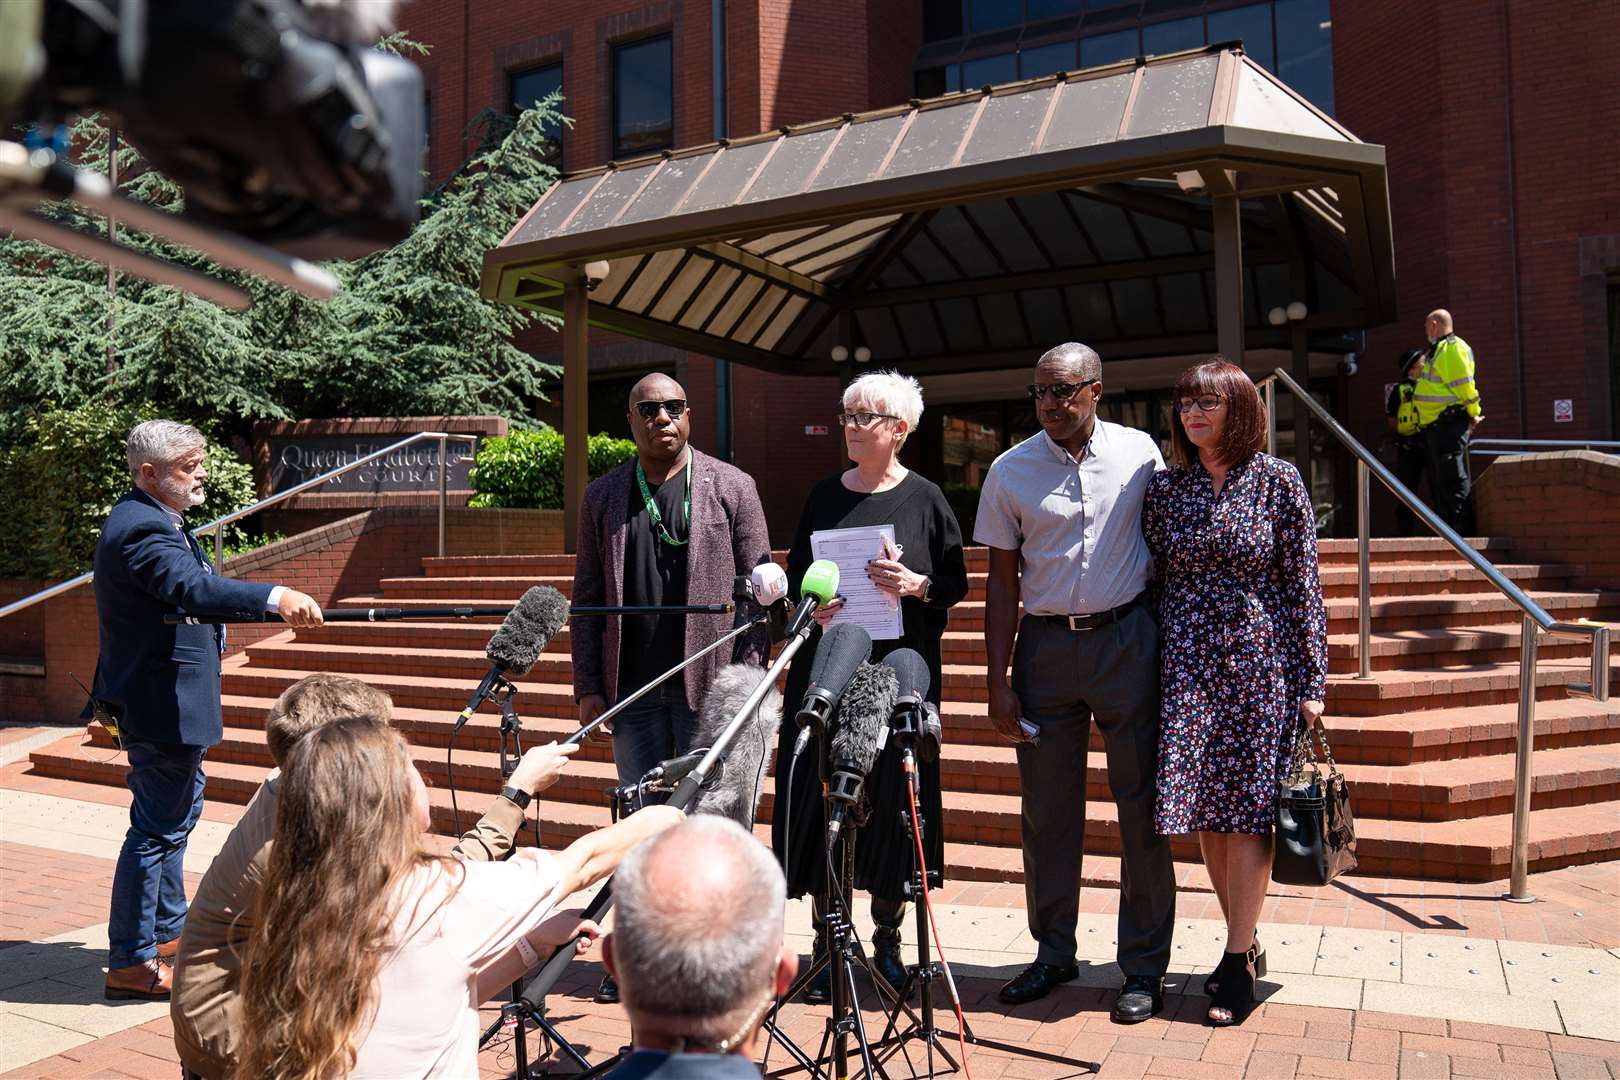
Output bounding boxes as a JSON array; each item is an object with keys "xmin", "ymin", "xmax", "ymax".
[
  {"xmin": 612, "ymin": 686, "xmax": 699, "ymax": 788},
  {"xmin": 108, "ymin": 741, "xmax": 207, "ymax": 968}
]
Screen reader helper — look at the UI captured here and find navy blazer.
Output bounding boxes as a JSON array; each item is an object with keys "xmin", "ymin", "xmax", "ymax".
[
  {"xmin": 89, "ymin": 489, "xmax": 274, "ymax": 747},
  {"xmin": 604, "ymin": 1051, "xmax": 761, "ymax": 1079}
]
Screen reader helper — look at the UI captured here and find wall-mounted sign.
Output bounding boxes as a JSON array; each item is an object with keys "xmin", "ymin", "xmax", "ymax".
[
  {"xmin": 804, "ymin": 425, "xmax": 830, "ymax": 436},
  {"xmin": 266, "ymin": 437, "xmax": 479, "ymax": 494},
  {"xmin": 1553, "ymin": 399, "xmax": 1574, "ymax": 424}
]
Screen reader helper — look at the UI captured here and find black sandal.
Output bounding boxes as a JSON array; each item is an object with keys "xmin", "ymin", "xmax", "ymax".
[
  {"xmin": 1203, "ymin": 934, "xmax": 1265, "ymax": 997},
  {"xmin": 1206, "ymin": 950, "xmax": 1258, "ymax": 1027}
]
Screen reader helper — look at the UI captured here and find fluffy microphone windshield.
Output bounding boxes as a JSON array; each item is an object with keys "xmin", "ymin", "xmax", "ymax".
[
  {"xmin": 830, "ymin": 662, "xmax": 898, "ymax": 779},
  {"xmin": 486, "ymin": 586, "xmax": 569, "ymax": 676},
  {"xmin": 690, "ymin": 663, "xmax": 783, "ymax": 828}
]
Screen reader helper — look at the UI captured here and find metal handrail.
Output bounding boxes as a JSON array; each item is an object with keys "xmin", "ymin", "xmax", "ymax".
[
  {"xmin": 0, "ymin": 431, "xmax": 481, "ymax": 621},
  {"xmin": 1470, "ymin": 438, "xmax": 1620, "ymax": 455},
  {"xmin": 1258, "ymin": 369, "xmax": 1610, "ymax": 903}
]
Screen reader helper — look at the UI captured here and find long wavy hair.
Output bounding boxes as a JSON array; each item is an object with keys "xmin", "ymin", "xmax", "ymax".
[{"xmin": 234, "ymin": 717, "xmax": 436, "ymax": 1080}]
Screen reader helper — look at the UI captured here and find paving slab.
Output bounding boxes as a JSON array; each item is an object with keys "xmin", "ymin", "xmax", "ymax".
[
  {"xmin": 1557, "ymin": 994, "xmax": 1620, "ymax": 1042},
  {"xmin": 0, "ymin": 789, "xmax": 235, "ymax": 872},
  {"xmin": 1400, "ymin": 934, "xmax": 1508, "ymax": 994},
  {"xmin": 1359, "ymin": 981, "xmax": 1565, "ymax": 1033},
  {"xmin": 1313, "ymin": 926, "xmax": 1405, "ymax": 982},
  {"xmin": 0, "ymin": 1013, "xmax": 93, "ymax": 1074}
]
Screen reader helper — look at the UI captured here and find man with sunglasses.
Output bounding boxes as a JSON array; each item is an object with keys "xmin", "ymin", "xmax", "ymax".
[
  {"xmin": 571, "ymin": 372, "xmax": 772, "ymax": 1002},
  {"xmin": 972, "ymin": 342, "xmax": 1177, "ymax": 1022}
]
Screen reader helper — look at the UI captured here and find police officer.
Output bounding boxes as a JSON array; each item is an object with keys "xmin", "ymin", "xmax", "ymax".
[
  {"xmin": 1412, "ymin": 309, "xmax": 1483, "ymax": 533},
  {"xmin": 1385, "ymin": 348, "xmax": 1428, "ymax": 535}
]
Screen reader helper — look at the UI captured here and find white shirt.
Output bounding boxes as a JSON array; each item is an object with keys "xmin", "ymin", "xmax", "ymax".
[
  {"xmin": 972, "ymin": 420, "xmax": 1163, "ymax": 615},
  {"xmin": 351, "ymin": 849, "xmax": 563, "ymax": 1078},
  {"xmin": 159, "ymin": 499, "xmax": 283, "ymax": 611}
]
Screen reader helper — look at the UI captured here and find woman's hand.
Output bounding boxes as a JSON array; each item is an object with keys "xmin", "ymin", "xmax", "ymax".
[
  {"xmin": 867, "ymin": 558, "xmax": 927, "ymax": 599},
  {"xmin": 1300, "ymin": 699, "xmax": 1325, "ymax": 724},
  {"xmin": 527, "ymin": 909, "xmax": 603, "ymax": 952},
  {"xmin": 812, "ymin": 595, "xmax": 846, "ymax": 628},
  {"xmin": 508, "ymin": 742, "xmax": 579, "ymax": 795}
]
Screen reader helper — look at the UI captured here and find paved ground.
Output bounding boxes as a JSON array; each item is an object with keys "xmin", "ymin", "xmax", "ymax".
[{"xmin": 3, "ymin": 724, "xmax": 1619, "ymax": 1079}]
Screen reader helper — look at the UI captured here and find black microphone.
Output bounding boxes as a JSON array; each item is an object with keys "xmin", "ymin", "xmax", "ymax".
[
  {"xmin": 826, "ymin": 662, "xmax": 898, "ymax": 843},
  {"xmin": 791, "ymin": 623, "xmax": 872, "ymax": 761},
  {"xmin": 688, "ymin": 663, "xmax": 783, "ymax": 827},
  {"xmin": 880, "ymin": 648, "xmax": 939, "ymax": 764},
  {"xmin": 456, "ymin": 586, "xmax": 569, "ymax": 730},
  {"xmin": 611, "ymin": 747, "xmax": 712, "ymax": 804}
]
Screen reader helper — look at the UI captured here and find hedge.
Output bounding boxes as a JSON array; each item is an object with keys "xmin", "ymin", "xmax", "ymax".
[{"xmin": 467, "ymin": 428, "xmax": 638, "ymax": 509}]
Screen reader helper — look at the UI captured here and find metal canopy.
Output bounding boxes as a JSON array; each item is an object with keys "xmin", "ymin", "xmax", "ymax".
[{"xmin": 482, "ymin": 45, "xmax": 1396, "ymax": 378}]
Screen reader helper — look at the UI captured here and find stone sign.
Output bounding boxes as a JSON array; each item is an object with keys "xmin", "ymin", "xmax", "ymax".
[{"xmin": 252, "ymin": 417, "xmax": 508, "ymax": 500}]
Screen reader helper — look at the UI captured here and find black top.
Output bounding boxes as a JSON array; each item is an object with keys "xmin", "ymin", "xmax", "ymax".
[
  {"xmin": 771, "ymin": 470, "xmax": 969, "ymax": 900},
  {"xmin": 618, "ymin": 462, "xmax": 689, "ymax": 693}
]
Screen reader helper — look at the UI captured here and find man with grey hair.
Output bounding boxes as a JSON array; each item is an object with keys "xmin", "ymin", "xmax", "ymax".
[
  {"xmin": 602, "ymin": 816, "xmax": 795, "ymax": 1078},
  {"xmin": 974, "ymin": 342, "xmax": 1176, "ymax": 1022},
  {"xmin": 92, "ymin": 420, "xmax": 321, "ymax": 1001}
]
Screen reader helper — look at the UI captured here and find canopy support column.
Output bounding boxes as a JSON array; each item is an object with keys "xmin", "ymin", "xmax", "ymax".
[
  {"xmin": 1213, "ymin": 193, "xmax": 1245, "ymax": 364},
  {"xmin": 562, "ymin": 279, "xmax": 589, "ymax": 554}
]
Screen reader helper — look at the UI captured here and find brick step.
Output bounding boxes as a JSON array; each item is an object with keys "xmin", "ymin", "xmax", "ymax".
[
  {"xmin": 34, "ymin": 732, "xmax": 1620, "ymax": 883},
  {"xmin": 1324, "ymin": 658, "xmax": 1620, "ymax": 716},
  {"xmin": 1322, "ymin": 590, "xmax": 1620, "ymax": 634},
  {"xmin": 290, "ymin": 621, "xmax": 575, "ymax": 653},
  {"xmin": 1325, "ymin": 623, "xmax": 1607, "ymax": 674},
  {"xmin": 1326, "ymin": 698, "xmax": 1620, "ymax": 764}
]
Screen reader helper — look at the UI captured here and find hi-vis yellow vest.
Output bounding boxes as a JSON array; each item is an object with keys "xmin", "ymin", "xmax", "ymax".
[
  {"xmin": 1395, "ymin": 383, "xmax": 1421, "ymax": 437},
  {"xmin": 1413, "ymin": 334, "xmax": 1481, "ymax": 425}
]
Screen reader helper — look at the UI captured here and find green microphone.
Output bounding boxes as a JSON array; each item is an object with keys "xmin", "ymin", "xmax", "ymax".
[{"xmin": 788, "ymin": 558, "xmax": 841, "ymax": 637}]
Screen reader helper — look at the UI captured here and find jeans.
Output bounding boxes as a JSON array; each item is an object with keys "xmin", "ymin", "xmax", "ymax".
[
  {"xmin": 611, "ymin": 684, "xmax": 699, "ymax": 789},
  {"xmin": 108, "ymin": 741, "xmax": 207, "ymax": 968}
]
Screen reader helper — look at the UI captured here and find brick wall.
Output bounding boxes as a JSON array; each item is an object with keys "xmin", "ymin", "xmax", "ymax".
[
  {"xmin": 1476, "ymin": 451, "xmax": 1620, "ymax": 591},
  {"xmin": 2, "ymin": 507, "xmax": 562, "ymax": 726}
]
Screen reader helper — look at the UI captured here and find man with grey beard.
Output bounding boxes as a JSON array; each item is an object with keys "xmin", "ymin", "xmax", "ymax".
[{"xmin": 91, "ymin": 420, "xmax": 322, "ymax": 1001}]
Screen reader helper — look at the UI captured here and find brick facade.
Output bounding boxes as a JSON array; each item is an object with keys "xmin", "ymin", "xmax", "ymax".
[{"xmin": 1476, "ymin": 451, "xmax": 1620, "ymax": 592}]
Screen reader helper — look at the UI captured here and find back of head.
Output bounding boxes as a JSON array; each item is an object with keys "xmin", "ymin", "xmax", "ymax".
[
  {"xmin": 611, "ymin": 816, "xmax": 787, "ymax": 1046},
  {"xmin": 265, "ymin": 673, "xmax": 394, "ymax": 768},
  {"xmin": 237, "ymin": 717, "xmax": 425, "ymax": 1080}
]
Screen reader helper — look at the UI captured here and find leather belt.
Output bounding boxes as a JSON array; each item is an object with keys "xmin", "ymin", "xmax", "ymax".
[{"xmin": 1036, "ymin": 594, "xmax": 1143, "ymax": 632}]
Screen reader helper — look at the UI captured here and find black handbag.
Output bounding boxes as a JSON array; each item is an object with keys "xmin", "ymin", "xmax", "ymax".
[{"xmin": 1272, "ymin": 712, "xmax": 1358, "ymax": 887}]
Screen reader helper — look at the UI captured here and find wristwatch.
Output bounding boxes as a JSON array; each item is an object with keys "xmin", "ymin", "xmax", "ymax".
[
  {"xmin": 499, "ymin": 785, "xmax": 532, "ymax": 810},
  {"xmin": 919, "ymin": 576, "xmax": 932, "ymax": 603}
]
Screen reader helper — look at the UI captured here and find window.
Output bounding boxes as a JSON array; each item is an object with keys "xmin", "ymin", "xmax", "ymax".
[
  {"xmin": 1027, "ymin": 0, "xmax": 1083, "ymax": 16},
  {"xmin": 1275, "ymin": 0, "xmax": 1334, "ymax": 113},
  {"xmin": 961, "ymin": 51, "xmax": 1019, "ymax": 87},
  {"xmin": 1080, "ymin": 27, "xmax": 1139, "ymax": 66},
  {"xmin": 1020, "ymin": 40, "xmax": 1076, "ymax": 77},
  {"xmin": 613, "ymin": 35, "xmax": 673, "ymax": 159},
  {"xmin": 970, "ymin": 0, "xmax": 1023, "ymax": 32},
  {"xmin": 509, "ymin": 63, "xmax": 564, "ymax": 162},
  {"xmin": 923, "ymin": 0, "xmax": 965, "ymax": 41},
  {"xmin": 421, "ymin": 92, "xmax": 432, "ymax": 171},
  {"xmin": 1208, "ymin": 3, "xmax": 1274, "ymax": 71},
  {"xmin": 1142, "ymin": 15, "xmax": 1205, "ymax": 55}
]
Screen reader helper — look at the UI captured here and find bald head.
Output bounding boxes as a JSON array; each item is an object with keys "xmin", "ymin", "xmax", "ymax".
[
  {"xmin": 607, "ymin": 817, "xmax": 788, "ymax": 1044},
  {"xmin": 626, "ymin": 372, "xmax": 691, "ymax": 467},
  {"xmin": 628, "ymin": 373, "xmax": 684, "ymax": 412},
  {"xmin": 1425, "ymin": 309, "xmax": 1453, "ymax": 342}
]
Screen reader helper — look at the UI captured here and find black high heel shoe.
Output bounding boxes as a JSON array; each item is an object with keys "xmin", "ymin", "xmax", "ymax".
[
  {"xmin": 1203, "ymin": 934, "xmax": 1265, "ymax": 997},
  {"xmin": 1205, "ymin": 950, "xmax": 1258, "ymax": 1027}
]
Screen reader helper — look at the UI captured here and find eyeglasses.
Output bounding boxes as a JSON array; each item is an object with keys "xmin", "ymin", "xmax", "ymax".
[
  {"xmin": 837, "ymin": 411, "xmax": 899, "ymax": 428},
  {"xmin": 633, "ymin": 399, "xmax": 687, "ymax": 420},
  {"xmin": 1026, "ymin": 380, "xmax": 1098, "ymax": 402},
  {"xmin": 1174, "ymin": 395, "xmax": 1225, "ymax": 414}
]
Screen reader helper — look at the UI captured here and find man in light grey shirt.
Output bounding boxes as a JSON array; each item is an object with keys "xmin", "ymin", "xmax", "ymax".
[{"xmin": 973, "ymin": 342, "xmax": 1176, "ymax": 1023}]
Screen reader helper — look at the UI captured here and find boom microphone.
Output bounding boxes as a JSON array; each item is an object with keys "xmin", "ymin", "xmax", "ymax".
[
  {"xmin": 880, "ymin": 648, "xmax": 940, "ymax": 763},
  {"xmin": 688, "ymin": 663, "xmax": 783, "ymax": 827},
  {"xmin": 791, "ymin": 623, "xmax": 872, "ymax": 760},
  {"xmin": 787, "ymin": 559, "xmax": 840, "ymax": 638},
  {"xmin": 457, "ymin": 586, "xmax": 569, "ymax": 729},
  {"xmin": 825, "ymin": 662, "xmax": 898, "ymax": 843}
]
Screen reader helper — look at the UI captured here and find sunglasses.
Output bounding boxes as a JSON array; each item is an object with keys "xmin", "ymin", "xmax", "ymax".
[
  {"xmin": 837, "ymin": 411, "xmax": 899, "ymax": 428},
  {"xmin": 1027, "ymin": 380, "xmax": 1098, "ymax": 402},
  {"xmin": 1174, "ymin": 395, "xmax": 1225, "ymax": 414},
  {"xmin": 633, "ymin": 399, "xmax": 687, "ymax": 420}
]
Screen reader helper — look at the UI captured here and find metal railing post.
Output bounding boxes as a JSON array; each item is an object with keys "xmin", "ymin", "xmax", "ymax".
[
  {"xmin": 1264, "ymin": 378, "xmax": 1276, "ymax": 456},
  {"xmin": 214, "ymin": 524, "xmax": 225, "ymax": 577},
  {"xmin": 1506, "ymin": 612, "xmax": 1540, "ymax": 902},
  {"xmin": 1356, "ymin": 459, "xmax": 1371, "ymax": 679},
  {"xmin": 437, "ymin": 434, "xmax": 449, "ymax": 559}
]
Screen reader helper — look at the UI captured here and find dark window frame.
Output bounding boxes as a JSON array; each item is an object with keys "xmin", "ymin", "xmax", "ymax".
[
  {"xmin": 508, "ymin": 61, "xmax": 565, "ymax": 165},
  {"xmin": 611, "ymin": 32, "xmax": 676, "ymax": 161}
]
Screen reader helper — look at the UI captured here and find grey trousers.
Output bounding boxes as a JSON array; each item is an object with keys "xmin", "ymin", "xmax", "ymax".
[{"xmin": 1011, "ymin": 605, "xmax": 1176, "ymax": 975}]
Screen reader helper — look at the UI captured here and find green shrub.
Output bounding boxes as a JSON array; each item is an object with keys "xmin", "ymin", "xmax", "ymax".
[
  {"xmin": 468, "ymin": 428, "xmax": 638, "ymax": 509},
  {"xmin": 0, "ymin": 402, "xmax": 259, "ymax": 579}
]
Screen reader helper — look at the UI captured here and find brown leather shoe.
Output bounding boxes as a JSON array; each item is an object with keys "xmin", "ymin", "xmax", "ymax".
[
  {"xmin": 155, "ymin": 936, "xmax": 180, "ymax": 963},
  {"xmin": 105, "ymin": 958, "xmax": 173, "ymax": 1000}
]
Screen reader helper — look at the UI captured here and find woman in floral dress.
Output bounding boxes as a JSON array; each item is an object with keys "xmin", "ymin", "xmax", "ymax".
[{"xmin": 1143, "ymin": 359, "xmax": 1328, "ymax": 1026}]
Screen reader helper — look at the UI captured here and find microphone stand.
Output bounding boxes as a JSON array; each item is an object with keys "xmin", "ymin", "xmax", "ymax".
[{"xmin": 485, "ymin": 615, "xmax": 803, "ymax": 1080}]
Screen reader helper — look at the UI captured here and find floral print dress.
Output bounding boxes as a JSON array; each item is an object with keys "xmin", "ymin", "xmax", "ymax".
[{"xmin": 1143, "ymin": 453, "xmax": 1328, "ymax": 835}]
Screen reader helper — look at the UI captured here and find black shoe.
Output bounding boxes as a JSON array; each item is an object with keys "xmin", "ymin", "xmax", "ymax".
[
  {"xmin": 998, "ymin": 961, "xmax": 1079, "ymax": 1005},
  {"xmin": 872, "ymin": 924, "xmax": 906, "ymax": 996},
  {"xmin": 1206, "ymin": 951, "xmax": 1257, "ymax": 1027},
  {"xmin": 594, "ymin": 973, "xmax": 619, "ymax": 1004},
  {"xmin": 1111, "ymin": 975, "xmax": 1165, "ymax": 1024},
  {"xmin": 1204, "ymin": 935, "xmax": 1265, "ymax": 998}
]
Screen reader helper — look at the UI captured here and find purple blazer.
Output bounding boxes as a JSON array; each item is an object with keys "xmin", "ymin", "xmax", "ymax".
[{"xmin": 571, "ymin": 448, "xmax": 772, "ymax": 710}]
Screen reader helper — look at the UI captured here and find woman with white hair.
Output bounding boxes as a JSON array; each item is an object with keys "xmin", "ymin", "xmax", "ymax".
[{"xmin": 771, "ymin": 370, "xmax": 968, "ymax": 1003}]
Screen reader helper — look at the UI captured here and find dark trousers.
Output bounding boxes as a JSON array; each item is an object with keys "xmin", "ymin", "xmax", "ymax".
[
  {"xmin": 1424, "ymin": 412, "xmax": 1476, "ymax": 534},
  {"xmin": 611, "ymin": 682, "xmax": 699, "ymax": 788},
  {"xmin": 109, "ymin": 740, "xmax": 206, "ymax": 968},
  {"xmin": 1011, "ymin": 606, "xmax": 1176, "ymax": 975},
  {"xmin": 1392, "ymin": 437, "xmax": 1428, "ymax": 536}
]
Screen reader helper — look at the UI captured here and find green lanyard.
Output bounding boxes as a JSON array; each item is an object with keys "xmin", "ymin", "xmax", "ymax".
[{"xmin": 635, "ymin": 453, "xmax": 692, "ymax": 547}]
